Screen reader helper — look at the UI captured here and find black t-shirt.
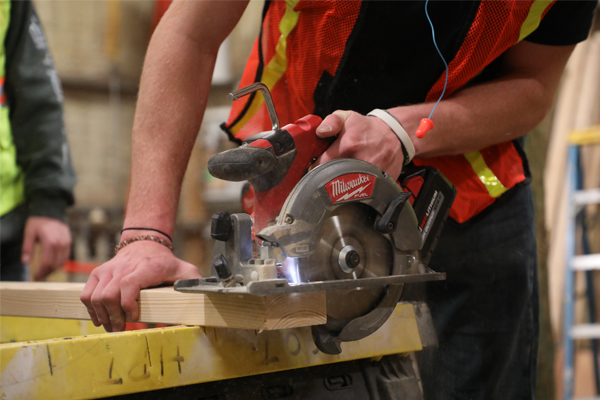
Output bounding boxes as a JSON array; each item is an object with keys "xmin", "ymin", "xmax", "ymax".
[
  {"xmin": 313, "ymin": 0, "xmax": 597, "ymax": 117},
  {"xmin": 527, "ymin": 0, "xmax": 597, "ymax": 45}
]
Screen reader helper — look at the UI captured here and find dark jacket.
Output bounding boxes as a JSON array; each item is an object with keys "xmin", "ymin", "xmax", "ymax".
[{"xmin": 2, "ymin": 0, "xmax": 75, "ymax": 239}]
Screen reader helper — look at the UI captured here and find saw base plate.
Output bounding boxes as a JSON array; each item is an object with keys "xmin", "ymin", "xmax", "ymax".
[{"xmin": 175, "ymin": 268, "xmax": 445, "ymax": 296}]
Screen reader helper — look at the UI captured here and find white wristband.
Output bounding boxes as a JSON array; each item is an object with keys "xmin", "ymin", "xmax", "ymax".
[{"xmin": 367, "ymin": 109, "xmax": 415, "ymax": 164}]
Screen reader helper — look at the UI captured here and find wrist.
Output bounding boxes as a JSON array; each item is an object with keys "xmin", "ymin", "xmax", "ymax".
[
  {"xmin": 123, "ymin": 198, "xmax": 177, "ymax": 241},
  {"xmin": 29, "ymin": 194, "xmax": 70, "ymax": 223},
  {"xmin": 115, "ymin": 234, "xmax": 174, "ymax": 255},
  {"xmin": 386, "ymin": 105, "xmax": 432, "ymax": 159},
  {"xmin": 367, "ymin": 109, "xmax": 414, "ymax": 164},
  {"xmin": 122, "ymin": 211, "xmax": 175, "ymax": 242},
  {"xmin": 120, "ymin": 227, "xmax": 173, "ymax": 243}
]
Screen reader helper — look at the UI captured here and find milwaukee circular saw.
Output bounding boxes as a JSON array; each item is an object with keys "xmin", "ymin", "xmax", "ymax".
[{"xmin": 175, "ymin": 83, "xmax": 456, "ymax": 354}]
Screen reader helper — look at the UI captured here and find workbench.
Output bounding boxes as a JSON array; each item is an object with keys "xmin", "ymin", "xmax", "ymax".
[{"xmin": 0, "ymin": 302, "xmax": 435, "ymax": 399}]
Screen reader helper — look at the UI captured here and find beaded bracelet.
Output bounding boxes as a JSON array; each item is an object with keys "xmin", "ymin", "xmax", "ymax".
[
  {"xmin": 121, "ymin": 227, "xmax": 173, "ymax": 243},
  {"xmin": 115, "ymin": 235, "xmax": 174, "ymax": 255}
]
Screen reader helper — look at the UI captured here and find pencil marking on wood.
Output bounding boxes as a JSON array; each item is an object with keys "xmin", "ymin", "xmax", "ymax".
[
  {"xmin": 145, "ymin": 335, "xmax": 152, "ymax": 367},
  {"xmin": 176, "ymin": 346, "xmax": 182, "ymax": 374},
  {"xmin": 263, "ymin": 337, "xmax": 279, "ymax": 365},
  {"xmin": 46, "ymin": 344, "xmax": 53, "ymax": 375},
  {"xmin": 160, "ymin": 347, "xmax": 164, "ymax": 377},
  {"xmin": 109, "ymin": 357, "xmax": 114, "ymax": 379}
]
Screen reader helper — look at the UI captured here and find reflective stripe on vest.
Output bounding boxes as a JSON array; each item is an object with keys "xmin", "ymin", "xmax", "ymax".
[
  {"xmin": 418, "ymin": 0, "xmax": 554, "ymax": 221},
  {"xmin": 225, "ymin": 0, "xmax": 362, "ymax": 139},
  {"xmin": 457, "ymin": 0, "xmax": 553, "ymax": 201},
  {"xmin": 464, "ymin": 151, "xmax": 508, "ymax": 198},
  {"xmin": 229, "ymin": 0, "xmax": 300, "ymax": 136},
  {"xmin": 519, "ymin": 0, "xmax": 554, "ymax": 42},
  {"xmin": 0, "ymin": 0, "xmax": 26, "ymax": 216}
]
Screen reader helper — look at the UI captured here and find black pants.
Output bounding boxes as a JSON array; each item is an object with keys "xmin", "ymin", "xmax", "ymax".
[
  {"xmin": 1, "ymin": 204, "xmax": 29, "ymax": 281},
  {"xmin": 418, "ymin": 184, "xmax": 539, "ymax": 400}
]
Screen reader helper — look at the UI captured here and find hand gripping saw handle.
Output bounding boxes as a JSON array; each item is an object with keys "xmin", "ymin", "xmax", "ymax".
[{"xmin": 208, "ymin": 83, "xmax": 457, "ymax": 247}]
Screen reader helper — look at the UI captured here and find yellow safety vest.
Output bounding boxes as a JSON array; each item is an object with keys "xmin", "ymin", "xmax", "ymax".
[{"xmin": 0, "ymin": 0, "xmax": 25, "ymax": 216}]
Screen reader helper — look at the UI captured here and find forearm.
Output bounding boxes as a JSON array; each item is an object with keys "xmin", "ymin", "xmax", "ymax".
[
  {"xmin": 392, "ymin": 72, "xmax": 553, "ymax": 158},
  {"xmin": 81, "ymin": 1, "xmax": 248, "ymax": 333},
  {"xmin": 123, "ymin": 1, "xmax": 248, "ymax": 237},
  {"xmin": 124, "ymin": 29, "xmax": 214, "ymax": 236},
  {"xmin": 389, "ymin": 42, "xmax": 575, "ymax": 159}
]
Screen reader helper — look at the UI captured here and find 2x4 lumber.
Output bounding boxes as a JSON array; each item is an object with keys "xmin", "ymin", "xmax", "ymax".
[
  {"xmin": 0, "ymin": 282, "xmax": 326, "ymax": 330},
  {"xmin": 547, "ymin": 33, "xmax": 600, "ymax": 337}
]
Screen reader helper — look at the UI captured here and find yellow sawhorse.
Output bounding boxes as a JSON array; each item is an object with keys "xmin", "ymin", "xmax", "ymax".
[{"xmin": 0, "ymin": 302, "xmax": 434, "ymax": 400}]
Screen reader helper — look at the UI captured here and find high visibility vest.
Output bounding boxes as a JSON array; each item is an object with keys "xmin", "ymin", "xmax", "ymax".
[
  {"xmin": 0, "ymin": 0, "xmax": 25, "ymax": 217},
  {"xmin": 224, "ymin": 0, "xmax": 555, "ymax": 223}
]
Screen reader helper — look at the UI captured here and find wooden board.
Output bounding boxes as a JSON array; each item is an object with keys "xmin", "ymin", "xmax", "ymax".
[
  {"xmin": 0, "ymin": 282, "xmax": 326, "ymax": 330},
  {"xmin": 546, "ymin": 33, "xmax": 600, "ymax": 337}
]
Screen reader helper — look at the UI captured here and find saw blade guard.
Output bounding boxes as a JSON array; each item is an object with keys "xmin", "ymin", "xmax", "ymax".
[
  {"xmin": 257, "ymin": 159, "xmax": 423, "ymax": 262},
  {"xmin": 257, "ymin": 159, "xmax": 424, "ymax": 353}
]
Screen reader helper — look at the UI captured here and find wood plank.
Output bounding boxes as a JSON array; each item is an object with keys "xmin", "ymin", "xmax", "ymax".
[
  {"xmin": 547, "ymin": 32, "xmax": 600, "ymax": 341},
  {"xmin": 546, "ymin": 40, "xmax": 590, "ymax": 338},
  {"xmin": 0, "ymin": 282, "xmax": 326, "ymax": 330},
  {"xmin": 545, "ymin": 41, "xmax": 587, "ymax": 233}
]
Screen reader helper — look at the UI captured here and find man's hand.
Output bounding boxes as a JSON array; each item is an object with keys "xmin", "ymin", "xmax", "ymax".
[
  {"xmin": 314, "ymin": 110, "xmax": 405, "ymax": 179},
  {"xmin": 21, "ymin": 216, "xmax": 72, "ymax": 281},
  {"xmin": 80, "ymin": 242, "xmax": 201, "ymax": 332}
]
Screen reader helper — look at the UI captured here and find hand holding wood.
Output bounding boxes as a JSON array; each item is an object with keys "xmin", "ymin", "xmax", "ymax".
[{"xmin": 80, "ymin": 241, "xmax": 201, "ymax": 332}]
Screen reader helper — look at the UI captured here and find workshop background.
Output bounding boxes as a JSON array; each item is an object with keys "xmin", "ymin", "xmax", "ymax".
[{"xmin": 18, "ymin": 1, "xmax": 600, "ymax": 399}]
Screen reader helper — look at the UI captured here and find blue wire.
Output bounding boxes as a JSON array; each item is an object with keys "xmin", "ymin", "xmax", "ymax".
[{"xmin": 425, "ymin": 0, "xmax": 449, "ymax": 120}]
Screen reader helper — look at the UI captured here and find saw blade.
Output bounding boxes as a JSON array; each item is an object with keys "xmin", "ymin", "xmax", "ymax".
[{"xmin": 296, "ymin": 202, "xmax": 394, "ymax": 323}]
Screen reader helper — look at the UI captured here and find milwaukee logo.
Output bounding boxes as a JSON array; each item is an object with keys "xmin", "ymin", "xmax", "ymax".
[
  {"xmin": 330, "ymin": 174, "xmax": 371, "ymax": 197},
  {"xmin": 325, "ymin": 173, "xmax": 376, "ymax": 203}
]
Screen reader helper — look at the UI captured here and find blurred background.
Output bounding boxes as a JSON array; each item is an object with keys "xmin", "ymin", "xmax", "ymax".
[
  {"xmin": 32, "ymin": 0, "xmax": 263, "ymax": 278},
  {"xmin": 25, "ymin": 1, "xmax": 600, "ymax": 399}
]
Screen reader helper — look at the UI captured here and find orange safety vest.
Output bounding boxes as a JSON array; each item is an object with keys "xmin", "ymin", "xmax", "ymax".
[{"xmin": 224, "ymin": 0, "xmax": 555, "ymax": 223}]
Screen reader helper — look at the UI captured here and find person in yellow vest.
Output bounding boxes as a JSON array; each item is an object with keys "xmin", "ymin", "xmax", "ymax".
[
  {"xmin": 81, "ymin": 1, "xmax": 596, "ymax": 399},
  {"xmin": 1, "ymin": 0, "xmax": 75, "ymax": 281}
]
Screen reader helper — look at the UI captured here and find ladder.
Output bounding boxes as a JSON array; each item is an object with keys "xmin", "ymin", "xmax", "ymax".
[{"xmin": 563, "ymin": 125, "xmax": 600, "ymax": 400}]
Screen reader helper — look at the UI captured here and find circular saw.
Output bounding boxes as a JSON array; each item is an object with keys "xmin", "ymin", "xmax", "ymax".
[{"xmin": 175, "ymin": 83, "xmax": 456, "ymax": 354}]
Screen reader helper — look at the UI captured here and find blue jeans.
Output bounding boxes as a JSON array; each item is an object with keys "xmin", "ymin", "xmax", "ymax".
[{"xmin": 417, "ymin": 184, "xmax": 538, "ymax": 400}]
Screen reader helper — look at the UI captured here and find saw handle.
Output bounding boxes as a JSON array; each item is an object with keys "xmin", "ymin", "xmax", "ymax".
[
  {"xmin": 208, "ymin": 115, "xmax": 328, "ymax": 184},
  {"xmin": 286, "ymin": 114, "xmax": 332, "ymax": 168},
  {"xmin": 207, "ymin": 146, "xmax": 278, "ymax": 182},
  {"xmin": 251, "ymin": 114, "xmax": 331, "ymax": 231}
]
